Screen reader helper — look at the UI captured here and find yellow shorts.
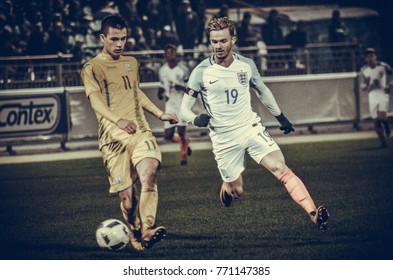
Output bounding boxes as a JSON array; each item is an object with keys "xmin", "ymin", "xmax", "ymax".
[{"xmin": 100, "ymin": 131, "xmax": 162, "ymax": 194}]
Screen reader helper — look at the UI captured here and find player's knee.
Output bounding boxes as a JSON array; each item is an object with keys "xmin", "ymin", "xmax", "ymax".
[
  {"xmin": 139, "ymin": 168, "xmax": 158, "ymax": 186},
  {"xmin": 375, "ymin": 120, "xmax": 382, "ymax": 129},
  {"xmin": 269, "ymin": 161, "xmax": 287, "ymax": 178}
]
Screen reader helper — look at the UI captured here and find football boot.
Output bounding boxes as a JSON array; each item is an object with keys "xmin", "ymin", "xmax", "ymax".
[
  {"xmin": 220, "ymin": 186, "xmax": 233, "ymax": 207},
  {"xmin": 142, "ymin": 226, "xmax": 166, "ymax": 249},
  {"xmin": 310, "ymin": 205, "xmax": 330, "ymax": 232}
]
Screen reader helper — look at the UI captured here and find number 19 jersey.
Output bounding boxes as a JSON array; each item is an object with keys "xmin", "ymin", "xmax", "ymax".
[{"xmin": 187, "ymin": 53, "xmax": 281, "ymax": 133}]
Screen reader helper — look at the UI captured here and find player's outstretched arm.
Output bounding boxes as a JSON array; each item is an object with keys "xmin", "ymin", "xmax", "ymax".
[
  {"xmin": 179, "ymin": 94, "xmax": 197, "ymax": 125},
  {"xmin": 160, "ymin": 113, "xmax": 178, "ymax": 124}
]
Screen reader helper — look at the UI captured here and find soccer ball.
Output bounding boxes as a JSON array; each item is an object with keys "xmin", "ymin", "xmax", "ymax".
[{"xmin": 96, "ymin": 219, "xmax": 130, "ymax": 251}]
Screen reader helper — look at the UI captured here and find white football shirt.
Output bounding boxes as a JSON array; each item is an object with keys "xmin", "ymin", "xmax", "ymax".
[{"xmin": 185, "ymin": 53, "xmax": 281, "ymax": 133}]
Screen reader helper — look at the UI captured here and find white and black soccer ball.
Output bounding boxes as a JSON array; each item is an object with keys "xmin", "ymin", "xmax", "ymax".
[{"xmin": 96, "ymin": 219, "xmax": 130, "ymax": 251}]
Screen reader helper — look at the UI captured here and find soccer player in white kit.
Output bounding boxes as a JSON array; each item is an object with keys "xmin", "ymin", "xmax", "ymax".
[
  {"xmin": 179, "ymin": 17, "xmax": 329, "ymax": 232},
  {"xmin": 360, "ymin": 48, "xmax": 392, "ymax": 148},
  {"xmin": 158, "ymin": 44, "xmax": 192, "ymax": 165}
]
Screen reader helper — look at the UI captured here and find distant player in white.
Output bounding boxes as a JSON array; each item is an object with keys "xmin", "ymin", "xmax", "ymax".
[
  {"xmin": 179, "ymin": 17, "xmax": 329, "ymax": 231},
  {"xmin": 158, "ymin": 44, "xmax": 192, "ymax": 165},
  {"xmin": 360, "ymin": 48, "xmax": 392, "ymax": 148}
]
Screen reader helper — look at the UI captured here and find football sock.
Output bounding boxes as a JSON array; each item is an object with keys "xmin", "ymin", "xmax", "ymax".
[
  {"xmin": 120, "ymin": 186, "xmax": 141, "ymax": 232},
  {"xmin": 180, "ymin": 136, "xmax": 190, "ymax": 161},
  {"xmin": 279, "ymin": 169, "xmax": 316, "ymax": 215},
  {"xmin": 139, "ymin": 184, "xmax": 158, "ymax": 230},
  {"xmin": 382, "ymin": 120, "xmax": 391, "ymax": 137},
  {"xmin": 375, "ymin": 120, "xmax": 386, "ymax": 143}
]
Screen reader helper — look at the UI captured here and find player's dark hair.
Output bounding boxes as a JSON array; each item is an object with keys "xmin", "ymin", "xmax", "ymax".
[
  {"xmin": 100, "ymin": 14, "xmax": 128, "ymax": 35},
  {"xmin": 206, "ymin": 17, "xmax": 236, "ymax": 37}
]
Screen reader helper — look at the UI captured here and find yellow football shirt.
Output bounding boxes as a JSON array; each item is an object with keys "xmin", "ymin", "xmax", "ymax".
[{"xmin": 81, "ymin": 52, "xmax": 163, "ymax": 148}]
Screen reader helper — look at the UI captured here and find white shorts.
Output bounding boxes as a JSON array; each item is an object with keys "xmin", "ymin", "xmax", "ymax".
[
  {"xmin": 369, "ymin": 90, "xmax": 390, "ymax": 119},
  {"xmin": 210, "ymin": 123, "xmax": 280, "ymax": 182}
]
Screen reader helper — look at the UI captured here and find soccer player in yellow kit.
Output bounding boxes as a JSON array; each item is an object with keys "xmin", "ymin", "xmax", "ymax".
[{"xmin": 81, "ymin": 14, "xmax": 178, "ymax": 251}]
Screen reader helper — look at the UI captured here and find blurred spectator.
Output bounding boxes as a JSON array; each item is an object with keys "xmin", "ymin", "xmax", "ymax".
[
  {"xmin": 261, "ymin": 9, "xmax": 284, "ymax": 69},
  {"xmin": 146, "ymin": 28, "xmax": 159, "ymax": 50},
  {"xmin": 0, "ymin": 14, "xmax": 12, "ymax": 56},
  {"xmin": 191, "ymin": 0, "xmax": 206, "ymax": 44},
  {"xmin": 157, "ymin": 25, "xmax": 179, "ymax": 49},
  {"xmin": 328, "ymin": 9, "xmax": 351, "ymax": 71},
  {"xmin": 175, "ymin": 0, "xmax": 199, "ymax": 51},
  {"xmin": 237, "ymin": 11, "xmax": 258, "ymax": 48},
  {"xmin": 46, "ymin": 21, "xmax": 69, "ymax": 54},
  {"xmin": 261, "ymin": 9, "xmax": 283, "ymax": 46},
  {"xmin": 285, "ymin": 20, "xmax": 308, "ymax": 68},
  {"xmin": 27, "ymin": 22, "xmax": 47, "ymax": 55},
  {"xmin": 328, "ymin": 9, "xmax": 349, "ymax": 44},
  {"xmin": 116, "ymin": 0, "xmax": 142, "ymax": 28},
  {"xmin": 70, "ymin": 37, "xmax": 84, "ymax": 62},
  {"xmin": 213, "ymin": 4, "xmax": 229, "ymax": 19},
  {"xmin": 93, "ymin": 0, "xmax": 118, "ymax": 20},
  {"xmin": 132, "ymin": 26, "xmax": 150, "ymax": 51}
]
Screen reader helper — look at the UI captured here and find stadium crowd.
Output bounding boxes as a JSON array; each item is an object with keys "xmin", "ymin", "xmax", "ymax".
[{"xmin": 0, "ymin": 0, "xmax": 209, "ymax": 62}]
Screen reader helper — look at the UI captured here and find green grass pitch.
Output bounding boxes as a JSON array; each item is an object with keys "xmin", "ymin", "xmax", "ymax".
[{"xmin": 0, "ymin": 138, "xmax": 392, "ymax": 260}]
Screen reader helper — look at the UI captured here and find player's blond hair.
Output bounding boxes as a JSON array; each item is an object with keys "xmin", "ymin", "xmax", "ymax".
[{"xmin": 206, "ymin": 17, "xmax": 236, "ymax": 37}]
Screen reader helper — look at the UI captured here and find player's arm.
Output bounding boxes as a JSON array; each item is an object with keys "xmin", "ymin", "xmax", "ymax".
[
  {"xmin": 382, "ymin": 63, "xmax": 393, "ymax": 93},
  {"xmin": 249, "ymin": 60, "xmax": 294, "ymax": 134},
  {"xmin": 157, "ymin": 68, "xmax": 169, "ymax": 101},
  {"xmin": 179, "ymin": 88, "xmax": 210, "ymax": 127},
  {"xmin": 359, "ymin": 66, "xmax": 370, "ymax": 91}
]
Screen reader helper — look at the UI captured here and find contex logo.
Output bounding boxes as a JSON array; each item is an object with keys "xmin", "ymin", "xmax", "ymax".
[{"xmin": 0, "ymin": 96, "xmax": 60, "ymax": 135}]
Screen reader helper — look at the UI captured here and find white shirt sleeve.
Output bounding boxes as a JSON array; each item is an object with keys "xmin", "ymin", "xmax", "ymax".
[{"xmin": 179, "ymin": 93, "xmax": 198, "ymax": 125}]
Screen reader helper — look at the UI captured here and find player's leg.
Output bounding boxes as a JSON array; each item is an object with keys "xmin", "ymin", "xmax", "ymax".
[
  {"xmin": 177, "ymin": 126, "xmax": 191, "ymax": 165},
  {"xmin": 133, "ymin": 133, "xmax": 166, "ymax": 249},
  {"xmin": 374, "ymin": 116, "xmax": 387, "ymax": 148},
  {"xmin": 164, "ymin": 127, "xmax": 176, "ymax": 142},
  {"xmin": 135, "ymin": 158, "xmax": 166, "ymax": 248},
  {"xmin": 378, "ymin": 109, "xmax": 390, "ymax": 144},
  {"xmin": 101, "ymin": 141, "xmax": 144, "ymax": 251},
  {"xmin": 118, "ymin": 186, "xmax": 144, "ymax": 251},
  {"xmin": 260, "ymin": 150, "xmax": 329, "ymax": 231},
  {"xmin": 369, "ymin": 94, "xmax": 387, "ymax": 147}
]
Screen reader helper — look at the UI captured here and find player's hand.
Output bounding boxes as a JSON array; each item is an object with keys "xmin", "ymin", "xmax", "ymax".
[
  {"xmin": 160, "ymin": 113, "xmax": 178, "ymax": 124},
  {"xmin": 194, "ymin": 114, "xmax": 211, "ymax": 127},
  {"xmin": 116, "ymin": 119, "xmax": 137, "ymax": 134},
  {"xmin": 275, "ymin": 113, "xmax": 295, "ymax": 134}
]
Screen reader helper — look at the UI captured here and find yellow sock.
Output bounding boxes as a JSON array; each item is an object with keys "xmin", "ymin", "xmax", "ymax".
[
  {"xmin": 120, "ymin": 186, "xmax": 141, "ymax": 231},
  {"xmin": 139, "ymin": 184, "xmax": 158, "ymax": 230},
  {"xmin": 279, "ymin": 169, "xmax": 316, "ymax": 214}
]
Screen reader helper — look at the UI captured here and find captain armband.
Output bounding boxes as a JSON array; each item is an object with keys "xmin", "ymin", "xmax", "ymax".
[{"xmin": 185, "ymin": 87, "xmax": 199, "ymax": 98}]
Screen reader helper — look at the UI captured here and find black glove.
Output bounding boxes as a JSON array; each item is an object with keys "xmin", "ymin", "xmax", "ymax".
[
  {"xmin": 275, "ymin": 113, "xmax": 295, "ymax": 134},
  {"xmin": 194, "ymin": 114, "xmax": 211, "ymax": 127}
]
